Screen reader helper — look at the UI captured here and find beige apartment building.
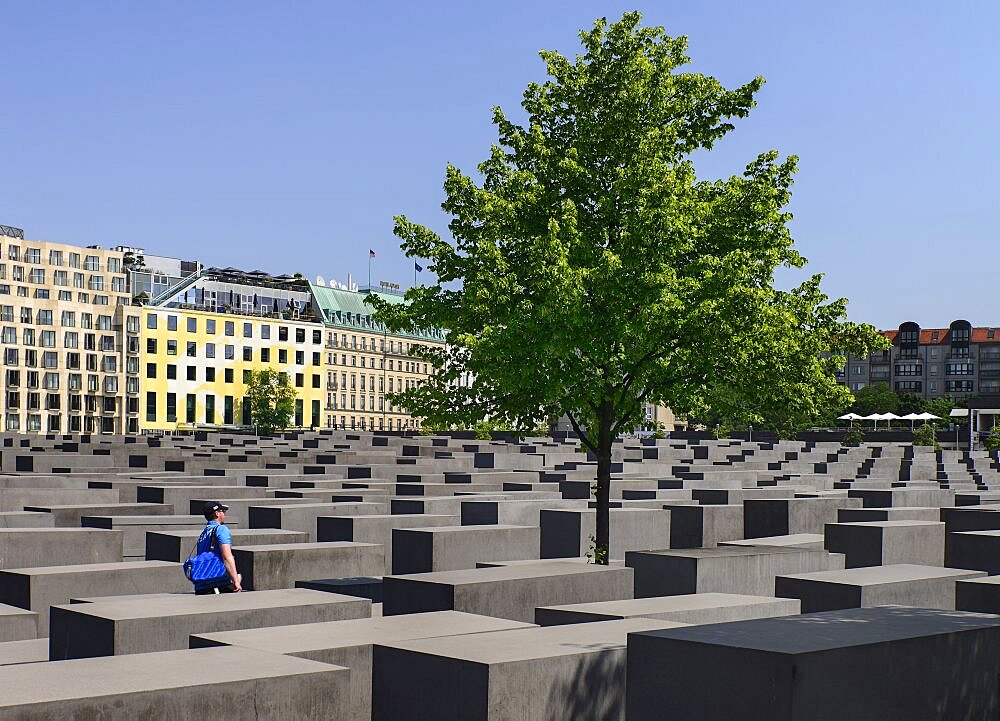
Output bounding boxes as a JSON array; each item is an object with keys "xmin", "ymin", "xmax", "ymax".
[{"xmin": 0, "ymin": 226, "xmax": 140, "ymax": 434}]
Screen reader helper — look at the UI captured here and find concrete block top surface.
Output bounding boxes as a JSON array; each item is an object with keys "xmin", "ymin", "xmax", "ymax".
[
  {"xmin": 52, "ymin": 588, "xmax": 367, "ymax": 619},
  {"xmin": 193, "ymin": 611, "xmax": 533, "ymax": 653},
  {"xmin": 400, "ymin": 524, "xmax": 535, "ymax": 534},
  {"xmin": 0, "ymin": 646, "xmax": 344, "ymax": 706},
  {"xmin": 238, "ymin": 541, "xmax": 382, "ymax": 552},
  {"xmin": 0, "ymin": 560, "xmax": 178, "ymax": 576},
  {"xmin": 541, "ymin": 593, "xmax": 794, "ymax": 617},
  {"xmin": 388, "ymin": 561, "xmax": 630, "ymax": 585},
  {"xmin": 951, "ymin": 530, "xmax": 1000, "ymax": 538},
  {"xmin": 630, "ymin": 606, "xmax": 1000, "ymax": 654},
  {"xmin": 632, "ymin": 546, "xmax": 821, "ymax": 559},
  {"xmin": 0, "ymin": 639, "xmax": 48, "ymax": 666},
  {"xmin": 779, "ymin": 564, "xmax": 985, "ymax": 585},
  {"xmin": 833, "ymin": 520, "xmax": 944, "ymax": 529},
  {"xmin": 957, "ymin": 576, "xmax": 1000, "ymax": 587},
  {"xmin": 722, "ymin": 534, "xmax": 825, "ymax": 547},
  {"xmin": 384, "ymin": 617, "xmax": 686, "ymax": 664}
]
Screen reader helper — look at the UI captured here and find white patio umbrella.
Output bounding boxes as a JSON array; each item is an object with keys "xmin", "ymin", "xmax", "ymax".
[
  {"xmin": 915, "ymin": 412, "xmax": 940, "ymax": 422},
  {"xmin": 878, "ymin": 412, "xmax": 902, "ymax": 429},
  {"xmin": 838, "ymin": 413, "xmax": 863, "ymax": 427},
  {"xmin": 900, "ymin": 412, "xmax": 922, "ymax": 429},
  {"xmin": 861, "ymin": 413, "xmax": 882, "ymax": 429}
]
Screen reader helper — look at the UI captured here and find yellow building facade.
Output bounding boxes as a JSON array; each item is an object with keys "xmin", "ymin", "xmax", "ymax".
[{"xmin": 140, "ymin": 307, "xmax": 326, "ymax": 431}]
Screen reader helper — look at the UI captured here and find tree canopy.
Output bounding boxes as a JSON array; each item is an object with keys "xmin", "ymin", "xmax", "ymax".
[
  {"xmin": 243, "ymin": 369, "xmax": 296, "ymax": 435},
  {"xmin": 369, "ymin": 12, "xmax": 888, "ymax": 561}
]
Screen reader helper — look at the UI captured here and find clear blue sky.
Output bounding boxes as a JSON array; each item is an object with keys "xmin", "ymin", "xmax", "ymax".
[{"xmin": 2, "ymin": 1, "xmax": 996, "ymax": 329}]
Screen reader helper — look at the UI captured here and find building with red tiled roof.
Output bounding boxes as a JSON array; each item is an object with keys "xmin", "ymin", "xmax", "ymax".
[{"xmin": 838, "ymin": 320, "xmax": 1000, "ymax": 400}]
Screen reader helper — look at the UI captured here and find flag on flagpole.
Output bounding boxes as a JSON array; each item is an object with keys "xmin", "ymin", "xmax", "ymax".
[
  {"xmin": 369, "ymin": 249, "xmax": 376, "ymax": 258},
  {"xmin": 414, "ymin": 262, "xmax": 423, "ymax": 273}
]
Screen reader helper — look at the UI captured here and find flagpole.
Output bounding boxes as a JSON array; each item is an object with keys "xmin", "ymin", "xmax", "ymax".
[{"xmin": 368, "ymin": 253, "xmax": 372, "ymax": 290}]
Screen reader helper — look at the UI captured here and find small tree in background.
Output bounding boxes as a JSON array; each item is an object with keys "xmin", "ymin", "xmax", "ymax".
[
  {"xmin": 911, "ymin": 423, "xmax": 937, "ymax": 448},
  {"xmin": 243, "ymin": 369, "xmax": 296, "ymax": 434},
  {"xmin": 849, "ymin": 383, "xmax": 899, "ymax": 416}
]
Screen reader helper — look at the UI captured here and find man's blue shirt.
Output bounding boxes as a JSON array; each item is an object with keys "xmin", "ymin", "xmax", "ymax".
[{"xmin": 197, "ymin": 520, "xmax": 232, "ymax": 553}]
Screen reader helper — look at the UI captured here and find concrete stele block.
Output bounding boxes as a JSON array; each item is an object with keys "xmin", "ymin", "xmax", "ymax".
[
  {"xmin": 535, "ymin": 592, "xmax": 800, "ymax": 626},
  {"xmin": 372, "ymin": 618, "xmax": 687, "ymax": 721},
  {"xmin": 775, "ymin": 563, "xmax": 986, "ymax": 613},
  {"xmin": 627, "ymin": 606, "xmax": 1000, "ymax": 721},
  {"xmin": 49, "ymin": 588, "xmax": 371, "ymax": 659},
  {"xmin": 0, "ymin": 646, "xmax": 349, "ymax": 719},
  {"xmin": 191, "ymin": 611, "xmax": 532, "ymax": 721}
]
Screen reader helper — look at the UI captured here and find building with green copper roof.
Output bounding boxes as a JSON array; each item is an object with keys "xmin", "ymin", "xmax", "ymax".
[{"xmin": 308, "ymin": 282, "xmax": 446, "ymax": 343}]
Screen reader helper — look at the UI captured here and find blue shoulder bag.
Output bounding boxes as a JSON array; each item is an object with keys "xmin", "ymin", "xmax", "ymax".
[{"xmin": 183, "ymin": 526, "xmax": 229, "ymax": 587}]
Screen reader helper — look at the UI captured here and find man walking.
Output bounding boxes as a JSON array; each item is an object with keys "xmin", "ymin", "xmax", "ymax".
[{"xmin": 194, "ymin": 501, "xmax": 242, "ymax": 594}]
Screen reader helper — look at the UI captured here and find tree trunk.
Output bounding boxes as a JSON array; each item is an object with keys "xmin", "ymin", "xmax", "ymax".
[{"xmin": 594, "ymin": 400, "xmax": 613, "ymax": 565}]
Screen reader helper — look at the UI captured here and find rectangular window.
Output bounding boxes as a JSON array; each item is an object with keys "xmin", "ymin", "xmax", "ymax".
[
  {"xmin": 167, "ymin": 315, "xmax": 177, "ymax": 331},
  {"xmin": 225, "ymin": 321, "xmax": 234, "ymax": 336},
  {"xmin": 147, "ymin": 338, "xmax": 157, "ymax": 354},
  {"xmin": 295, "ymin": 373, "xmax": 304, "ymax": 388},
  {"xmin": 243, "ymin": 346, "xmax": 252, "ymax": 361},
  {"xmin": 224, "ymin": 368, "xmax": 233, "ymax": 383},
  {"xmin": 261, "ymin": 325, "xmax": 270, "ymax": 340},
  {"xmin": 261, "ymin": 348, "xmax": 270, "ymax": 363},
  {"xmin": 206, "ymin": 319, "xmax": 216, "ymax": 334},
  {"xmin": 187, "ymin": 366, "xmax": 196, "ymax": 381},
  {"xmin": 187, "ymin": 317, "xmax": 197, "ymax": 333},
  {"xmin": 205, "ymin": 394, "xmax": 215, "ymax": 424},
  {"xmin": 166, "ymin": 393, "xmax": 177, "ymax": 422},
  {"xmin": 296, "ymin": 328, "xmax": 305, "ymax": 343},
  {"xmin": 224, "ymin": 395, "xmax": 234, "ymax": 425},
  {"xmin": 206, "ymin": 367, "xmax": 215, "ymax": 382},
  {"xmin": 146, "ymin": 391, "xmax": 157, "ymax": 421},
  {"xmin": 166, "ymin": 364, "xmax": 177, "ymax": 380},
  {"xmin": 186, "ymin": 393, "xmax": 196, "ymax": 423},
  {"xmin": 225, "ymin": 345, "xmax": 235, "ymax": 360},
  {"xmin": 147, "ymin": 313, "xmax": 157, "ymax": 329},
  {"xmin": 167, "ymin": 340, "xmax": 177, "ymax": 355},
  {"xmin": 295, "ymin": 351, "xmax": 304, "ymax": 365},
  {"xmin": 279, "ymin": 327, "xmax": 288, "ymax": 342},
  {"xmin": 243, "ymin": 323, "xmax": 252, "ymax": 338},
  {"xmin": 187, "ymin": 341, "xmax": 197, "ymax": 357},
  {"xmin": 279, "ymin": 349, "xmax": 287, "ymax": 364},
  {"xmin": 205, "ymin": 343, "xmax": 215, "ymax": 359}
]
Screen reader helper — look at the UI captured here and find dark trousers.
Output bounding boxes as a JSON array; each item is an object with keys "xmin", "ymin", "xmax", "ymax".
[{"xmin": 195, "ymin": 583, "xmax": 237, "ymax": 595}]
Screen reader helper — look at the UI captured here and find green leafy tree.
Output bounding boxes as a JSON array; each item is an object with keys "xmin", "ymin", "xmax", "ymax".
[
  {"xmin": 896, "ymin": 392, "xmax": 926, "ymax": 416},
  {"xmin": 369, "ymin": 13, "xmax": 888, "ymax": 562},
  {"xmin": 911, "ymin": 423, "xmax": 937, "ymax": 447},
  {"xmin": 849, "ymin": 383, "xmax": 899, "ymax": 416},
  {"xmin": 243, "ymin": 369, "xmax": 296, "ymax": 435}
]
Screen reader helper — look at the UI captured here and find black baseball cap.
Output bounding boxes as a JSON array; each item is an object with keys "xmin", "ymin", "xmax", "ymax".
[{"xmin": 202, "ymin": 501, "xmax": 230, "ymax": 519}]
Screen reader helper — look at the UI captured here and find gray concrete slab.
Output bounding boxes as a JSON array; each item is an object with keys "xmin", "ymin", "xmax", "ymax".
[
  {"xmin": 191, "ymin": 611, "xmax": 532, "ymax": 721},
  {"xmin": 49, "ymin": 588, "xmax": 371, "ymax": 659},
  {"xmin": 145, "ymin": 528, "xmax": 309, "ymax": 562},
  {"xmin": 392, "ymin": 524, "xmax": 540, "ymax": 574},
  {"xmin": 627, "ymin": 546, "xmax": 845, "ymax": 598},
  {"xmin": 317, "ymin": 513, "xmax": 456, "ymax": 574},
  {"xmin": 0, "ymin": 645, "xmax": 348, "ymax": 719},
  {"xmin": 235, "ymin": 542, "xmax": 383, "ymax": 591},
  {"xmin": 383, "ymin": 561, "xmax": 633, "ymax": 622},
  {"xmin": 627, "ymin": 606, "xmax": 1000, "ymax": 721},
  {"xmin": 0, "ymin": 512, "xmax": 55, "ymax": 528},
  {"xmin": 0, "ymin": 638, "xmax": 47, "ymax": 666},
  {"xmin": 535, "ymin": 592, "xmax": 800, "ymax": 626},
  {"xmin": 0, "ymin": 528, "xmax": 123, "ymax": 569},
  {"xmin": 824, "ymin": 520, "xmax": 945, "ymax": 568},
  {"xmin": 372, "ymin": 618, "xmax": 686, "ymax": 721},
  {"xmin": 23, "ymin": 503, "xmax": 176, "ymax": 527},
  {"xmin": 0, "ymin": 560, "xmax": 190, "ymax": 634},
  {"xmin": 0, "ymin": 603, "xmax": 37, "ymax": 642},
  {"xmin": 775, "ymin": 563, "xmax": 986, "ymax": 612}
]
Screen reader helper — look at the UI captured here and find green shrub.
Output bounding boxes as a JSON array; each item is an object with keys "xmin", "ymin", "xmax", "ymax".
[
  {"xmin": 841, "ymin": 427, "xmax": 865, "ymax": 446},
  {"xmin": 911, "ymin": 423, "xmax": 936, "ymax": 447}
]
